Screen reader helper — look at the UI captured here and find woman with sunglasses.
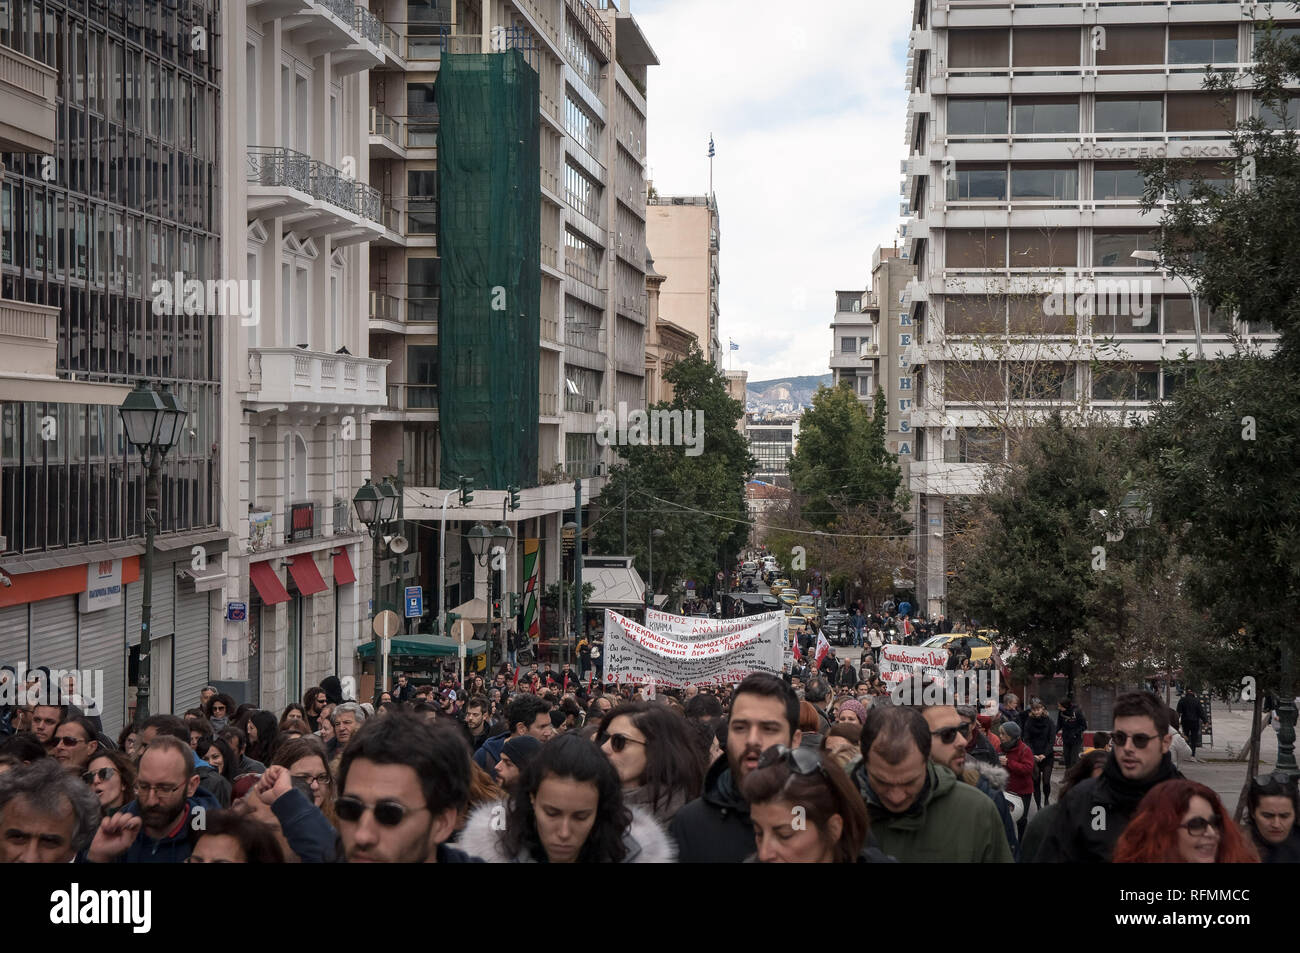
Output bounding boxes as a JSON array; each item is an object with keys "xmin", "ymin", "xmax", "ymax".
[
  {"xmin": 740, "ymin": 745, "xmax": 893, "ymax": 863},
  {"xmin": 203, "ymin": 693, "xmax": 236, "ymax": 732},
  {"xmin": 461, "ymin": 733, "xmax": 676, "ymax": 863},
  {"xmin": 83, "ymin": 750, "xmax": 136, "ymax": 816},
  {"xmin": 1245, "ymin": 770, "xmax": 1300, "ymax": 863},
  {"xmin": 596, "ymin": 703, "xmax": 703, "ymax": 825},
  {"xmin": 1113, "ymin": 779, "xmax": 1258, "ymax": 863}
]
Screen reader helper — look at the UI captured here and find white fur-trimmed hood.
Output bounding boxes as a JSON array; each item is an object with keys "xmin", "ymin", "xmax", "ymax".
[
  {"xmin": 965, "ymin": 758, "xmax": 1010, "ymax": 791},
  {"xmin": 457, "ymin": 798, "xmax": 677, "ymax": 863}
]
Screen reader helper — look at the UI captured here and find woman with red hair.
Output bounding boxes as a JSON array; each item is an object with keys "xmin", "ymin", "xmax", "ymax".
[{"xmin": 1113, "ymin": 779, "xmax": 1259, "ymax": 863}]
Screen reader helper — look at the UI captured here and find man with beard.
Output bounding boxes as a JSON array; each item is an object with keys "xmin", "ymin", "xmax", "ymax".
[
  {"xmin": 336, "ymin": 711, "xmax": 481, "ymax": 862},
  {"xmin": 29, "ymin": 704, "xmax": 64, "ymax": 750},
  {"xmin": 923, "ymin": 704, "xmax": 1019, "ymax": 858},
  {"xmin": 669, "ymin": 673, "xmax": 801, "ymax": 863},
  {"xmin": 139, "ymin": 714, "xmax": 231, "ymax": 807},
  {"xmin": 462, "ymin": 695, "xmax": 493, "ymax": 752},
  {"xmin": 1036, "ymin": 692, "xmax": 1182, "ymax": 863},
  {"xmin": 84, "ymin": 735, "xmax": 221, "ymax": 862}
]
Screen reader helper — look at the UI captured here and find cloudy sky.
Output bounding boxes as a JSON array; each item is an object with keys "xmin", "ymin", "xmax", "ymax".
[{"xmin": 632, "ymin": 0, "xmax": 916, "ymax": 383}]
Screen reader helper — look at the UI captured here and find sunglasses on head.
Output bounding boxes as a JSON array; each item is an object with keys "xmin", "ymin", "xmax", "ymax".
[
  {"xmin": 1112, "ymin": 730, "xmax": 1158, "ymax": 750},
  {"xmin": 756, "ymin": 744, "xmax": 827, "ymax": 778},
  {"xmin": 1252, "ymin": 770, "xmax": 1298, "ymax": 791},
  {"xmin": 599, "ymin": 732, "xmax": 646, "ymax": 753},
  {"xmin": 335, "ymin": 795, "xmax": 428, "ymax": 827},
  {"xmin": 931, "ymin": 723, "xmax": 972, "ymax": 745},
  {"xmin": 82, "ymin": 767, "xmax": 117, "ymax": 784}
]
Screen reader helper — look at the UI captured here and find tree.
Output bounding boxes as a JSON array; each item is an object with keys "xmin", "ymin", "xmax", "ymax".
[
  {"xmin": 590, "ymin": 346, "xmax": 754, "ymax": 609},
  {"xmin": 788, "ymin": 382, "xmax": 906, "ymax": 530}
]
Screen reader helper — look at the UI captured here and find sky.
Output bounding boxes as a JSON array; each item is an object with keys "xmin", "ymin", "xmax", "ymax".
[{"xmin": 632, "ymin": 0, "xmax": 916, "ymax": 383}]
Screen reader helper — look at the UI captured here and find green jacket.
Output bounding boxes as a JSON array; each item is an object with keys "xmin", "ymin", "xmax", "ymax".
[{"xmin": 852, "ymin": 761, "xmax": 1014, "ymax": 864}]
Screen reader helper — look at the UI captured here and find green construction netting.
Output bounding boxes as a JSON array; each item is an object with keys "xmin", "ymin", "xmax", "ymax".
[{"xmin": 437, "ymin": 50, "xmax": 541, "ymax": 490}]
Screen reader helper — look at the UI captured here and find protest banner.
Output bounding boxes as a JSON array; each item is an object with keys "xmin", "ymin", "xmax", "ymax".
[
  {"xmin": 604, "ymin": 609, "xmax": 785, "ymax": 687},
  {"xmin": 877, "ymin": 643, "xmax": 949, "ymax": 685}
]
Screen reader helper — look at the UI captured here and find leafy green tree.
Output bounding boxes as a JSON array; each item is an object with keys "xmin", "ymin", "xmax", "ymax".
[{"xmin": 590, "ymin": 347, "xmax": 754, "ymax": 608}]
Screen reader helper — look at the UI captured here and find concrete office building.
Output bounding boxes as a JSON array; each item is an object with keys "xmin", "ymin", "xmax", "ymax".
[
  {"xmin": 646, "ymin": 191, "xmax": 721, "ymax": 365},
  {"xmin": 900, "ymin": 0, "xmax": 1282, "ymax": 618}
]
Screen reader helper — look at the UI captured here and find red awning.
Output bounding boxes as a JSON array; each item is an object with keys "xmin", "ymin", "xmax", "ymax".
[
  {"xmin": 288, "ymin": 554, "xmax": 328, "ymax": 596},
  {"xmin": 249, "ymin": 561, "xmax": 291, "ymax": 605},
  {"xmin": 333, "ymin": 549, "xmax": 356, "ymax": 586}
]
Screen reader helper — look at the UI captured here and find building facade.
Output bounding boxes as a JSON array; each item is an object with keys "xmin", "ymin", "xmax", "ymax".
[
  {"xmin": 745, "ymin": 415, "xmax": 799, "ymax": 488},
  {"xmin": 646, "ymin": 191, "xmax": 720, "ymax": 365},
  {"xmin": 901, "ymin": 0, "xmax": 1283, "ymax": 617}
]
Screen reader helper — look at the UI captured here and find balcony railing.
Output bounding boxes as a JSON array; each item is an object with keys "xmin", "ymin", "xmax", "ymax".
[
  {"xmin": 369, "ymin": 106, "xmax": 405, "ymax": 149},
  {"xmin": 353, "ymin": 5, "xmax": 383, "ymax": 45},
  {"xmin": 408, "ymin": 296, "xmax": 439, "ymax": 325},
  {"xmin": 386, "ymin": 383, "xmax": 439, "ymax": 411},
  {"xmin": 317, "ymin": 0, "xmax": 355, "ymax": 25},
  {"xmin": 540, "ymin": 392, "xmax": 559, "ymax": 416},
  {"xmin": 247, "ymin": 146, "xmax": 382, "ymax": 224},
  {"xmin": 370, "ymin": 290, "xmax": 402, "ymax": 324}
]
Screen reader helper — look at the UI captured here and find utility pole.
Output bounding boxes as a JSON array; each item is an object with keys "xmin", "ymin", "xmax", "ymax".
[
  {"xmin": 574, "ymin": 479, "xmax": 584, "ymax": 665},
  {"xmin": 622, "ymin": 479, "xmax": 628, "ymax": 554}
]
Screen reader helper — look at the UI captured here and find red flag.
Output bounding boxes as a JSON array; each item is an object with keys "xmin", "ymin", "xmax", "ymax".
[
  {"xmin": 512, "ymin": 666, "xmax": 520, "ymax": 687},
  {"xmin": 815, "ymin": 632, "xmax": 830, "ymax": 668},
  {"xmin": 793, "ymin": 637, "xmax": 803, "ymax": 662}
]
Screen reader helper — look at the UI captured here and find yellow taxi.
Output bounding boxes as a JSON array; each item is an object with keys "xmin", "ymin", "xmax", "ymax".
[
  {"xmin": 919, "ymin": 633, "xmax": 995, "ymax": 663},
  {"xmin": 770, "ymin": 577, "xmax": 792, "ymax": 594}
]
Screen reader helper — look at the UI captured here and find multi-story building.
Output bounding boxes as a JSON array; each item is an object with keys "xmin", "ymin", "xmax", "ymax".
[
  {"xmin": 901, "ymin": 0, "xmax": 1282, "ymax": 618},
  {"xmin": 746, "ymin": 415, "xmax": 799, "ymax": 488},
  {"xmin": 829, "ymin": 289, "xmax": 874, "ymax": 401},
  {"xmin": 646, "ymin": 191, "xmax": 721, "ymax": 364},
  {"xmin": 368, "ymin": 0, "xmax": 658, "ymax": 664},
  {"xmin": 0, "ymin": 0, "xmax": 223, "ymax": 736},
  {"xmin": 645, "ymin": 251, "xmax": 696, "ymax": 404}
]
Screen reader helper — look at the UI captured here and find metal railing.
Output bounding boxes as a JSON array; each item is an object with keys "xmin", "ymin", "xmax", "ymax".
[
  {"xmin": 247, "ymin": 146, "xmax": 312, "ymax": 192},
  {"xmin": 370, "ymin": 290, "xmax": 402, "ymax": 323},
  {"xmin": 353, "ymin": 5, "xmax": 383, "ymax": 45},
  {"xmin": 247, "ymin": 146, "xmax": 382, "ymax": 224},
  {"xmin": 333, "ymin": 498, "xmax": 353, "ymax": 535},
  {"xmin": 387, "ymin": 382, "xmax": 439, "ymax": 410},
  {"xmin": 380, "ymin": 200, "xmax": 404, "ymax": 235},
  {"xmin": 369, "ymin": 106, "xmax": 405, "ymax": 148}
]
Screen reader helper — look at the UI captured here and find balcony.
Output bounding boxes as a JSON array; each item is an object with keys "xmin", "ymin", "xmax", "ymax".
[
  {"xmin": 371, "ymin": 383, "xmax": 439, "ymax": 422},
  {"xmin": 369, "ymin": 107, "xmax": 407, "ymax": 159},
  {"xmin": 0, "ymin": 43, "xmax": 57, "ymax": 154},
  {"xmin": 246, "ymin": 347, "xmax": 388, "ymax": 412},
  {"xmin": 246, "ymin": 147, "xmax": 384, "ymax": 245}
]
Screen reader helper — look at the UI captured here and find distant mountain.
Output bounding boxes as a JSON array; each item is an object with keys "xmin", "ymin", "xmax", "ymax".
[{"xmin": 746, "ymin": 374, "xmax": 833, "ymax": 411}]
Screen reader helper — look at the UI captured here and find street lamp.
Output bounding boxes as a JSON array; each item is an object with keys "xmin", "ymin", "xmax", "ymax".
[
  {"xmin": 467, "ymin": 523, "xmax": 494, "ymax": 565},
  {"xmin": 119, "ymin": 381, "xmax": 187, "ymax": 728},
  {"xmin": 353, "ymin": 478, "xmax": 401, "ymax": 705},
  {"xmin": 647, "ymin": 528, "xmax": 665, "ymax": 607},
  {"xmin": 1132, "ymin": 249, "xmax": 1203, "ymax": 360},
  {"xmin": 377, "ymin": 478, "xmax": 400, "ymax": 524}
]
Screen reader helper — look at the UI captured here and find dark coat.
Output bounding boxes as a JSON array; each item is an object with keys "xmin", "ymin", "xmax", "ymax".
[
  {"xmin": 1177, "ymin": 694, "xmax": 1205, "ymax": 727},
  {"xmin": 1056, "ymin": 705, "xmax": 1087, "ymax": 745},
  {"xmin": 1035, "ymin": 754, "xmax": 1183, "ymax": 863},
  {"xmin": 272, "ymin": 787, "xmax": 343, "ymax": 862},
  {"xmin": 1253, "ymin": 826, "xmax": 1300, "ymax": 864},
  {"xmin": 86, "ymin": 788, "xmax": 223, "ymax": 864},
  {"xmin": 1022, "ymin": 712, "xmax": 1057, "ymax": 757},
  {"xmin": 667, "ymin": 756, "xmax": 756, "ymax": 864}
]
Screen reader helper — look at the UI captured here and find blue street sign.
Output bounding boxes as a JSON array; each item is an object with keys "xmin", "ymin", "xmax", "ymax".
[
  {"xmin": 812, "ymin": 588, "xmax": 820, "ymax": 597},
  {"xmin": 404, "ymin": 586, "xmax": 424, "ymax": 618},
  {"xmin": 226, "ymin": 602, "xmax": 247, "ymax": 622}
]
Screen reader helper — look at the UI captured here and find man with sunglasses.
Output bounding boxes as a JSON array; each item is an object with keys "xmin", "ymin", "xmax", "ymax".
[
  {"xmin": 670, "ymin": 673, "xmax": 802, "ymax": 863},
  {"xmin": 336, "ymin": 711, "xmax": 481, "ymax": 862},
  {"xmin": 851, "ymin": 703, "xmax": 1012, "ymax": 863},
  {"xmin": 83, "ymin": 735, "xmax": 222, "ymax": 863},
  {"xmin": 923, "ymin": 705, "xmax": 1019, "ymax": 858},
  {"xmin": 1036, "ymin": 691, "xmax": 1181, "ymax": 863},
  {"xmin": 50, "ymin": 716, "xmax": 99, "ymax": 775}
]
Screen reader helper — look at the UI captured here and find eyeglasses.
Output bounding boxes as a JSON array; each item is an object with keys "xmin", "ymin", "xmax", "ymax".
[
  {"xmin": 134, "ymin": 781, "xmax": 184, "ymax": 797},
  {"xmin": 1180, "ymin": 815, "xmax": 1223, "ymax": 837},
  {"xmin": 931, "ymin": 723, "xmax": 972, "ymax": 745},
  {"xmin": 292, "ymin": 773, "xmax": 331, "ymax": 788},
  {"xmin": 1112, "ymin": 730, "xmax": 1158, "ymax": 750},
  {"xmin": 599, "ymin": 732, "xmax": 647, "ymax": 754},
  {"xmin": 211, "ymin": 705, "xmax": 226, "ymax": 714},
  {"xmin": 1252, "ymin": 770, "xmax": 1298, "ymax": 790},
  {"xmin": 335, "ymin": 795, "xmax": 428, "ymax": 827},
  {"xmin": 54, "ymin": 735, "xmax": 87, "ymax": 747},
  {"xmin": 756, "ymin": 744, "xmax": 827, "ymax": 778},
  {"xmin": 82, "ymin": 767, "xmax": 117, "ymax": 784}
]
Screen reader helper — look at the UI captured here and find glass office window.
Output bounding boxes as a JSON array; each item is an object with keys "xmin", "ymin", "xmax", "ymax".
[
  {"xmin": 1012, "ymin": 98, "xmax": 1080, "ymax": 135},
  {"xmin": 1095, "ymin": 97, "xmax": 1164, "ymax": 133},
  {"xmin": 1010, "ymin": 165, "xmax": 1078, "ymax": 199},
  {"xmin": 948, "ymin": 98, "xmax": 1008, "ymax": 135},
  {"xmin": 1169, "ymin": 25, "xmax": 1238, "ymax": 64}
]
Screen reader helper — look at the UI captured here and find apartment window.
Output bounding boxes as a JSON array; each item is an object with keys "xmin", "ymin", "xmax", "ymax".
[
  {"xmin": 1167, "ymin": 93, "xmax": 1234, "ymax": 132},
  {"xmin": 948, "ymin": 99, "xmax": 1008, "ymax": 135},
  {"xmin": 1095, "ymin": 96, "xmax": 1164, "ymax": 133},
  {"xmin": 1169, "ymin": 25, "xmax": 1238, "ymax": 65},
  {"xmin": 246, "ymin": 44, "xmax": 258, "ymax": 144},
  {"xmin": 1012, "ymin": 98, "xmax": 1079, "ymax": 135},
  {"xmin": 1259, "ymin": 94, "xmax": 1300, "ymax": 128},
  {"xmin": 408, "ymin": 258, "xmax": 440, "ymax": 323},
  {"xmin": 565, "ymin": 96, "xmax": 600, "ymax": 156},
  {"xmin": 947, "ymin": 228, "xmax": 1006, "ymax": 268},
  {"xmin": 295, "ymin": 74, "xmax": 309, "ymax": 154},
  {"xmin": 564, "ymin": 161, "xmax": 601, "ymax": 222},
  {"xmin": 944, "ymin": 428, "xmax": 1003, "ymax": 464},
  {"xmin": 249, "ymin": 436, "xmax": 258, "ymax": 507},
  {"xmin": 1162, "ymin": 297, "xmax": 1232, "ymax": 335},
  {"xmin": 1094, "ymin": 229, "xmax": 1156, "ymax": 267},
  {"xmin": 1093, "ymin": 363, "xmax": 1159, "ymax": 402},
  {"xmin": 1009, "ymin": 294, "xmax": 1076, "ymax": 335},
  {"xmin": 948, "ymin": 29, "xmax": 1009, "ymax": 69},
  {"xmin": 408, "ymin": 82, "xmax": 438, "ymax": 146},
  {"xmin": 948, "ymin": 163, "xmax": 1007, "ymax": 200},
  {"xmin": 838, "ymin": 293, "xmax": 861, "ymax": 312},
  {"xmin": 857, "ymin": 375, "xmax": 874, "ymax": 397},
  {"xmin": 406, "ymin": 346, "xmax": 440, "ymax": 407},
  {"xmin": 1010, "ymin": 165, "xmax": 1078, "ymax": 200},
  {"xmin": 840, "ymin": 337, "xmax": 858, "ymax": 353},
  {"xmin": 945, "ymin": 362, "xmax": 1005, "ymax": 402},
  {"xmin": 1094, "ymin": 163, "xmax": 1146, "ymax": 199},
  {"xmin": 1171, "ymin": 160, "xmax": 1234, "ymax": 197},
  {"xmin": 403, "ymin": 427, "xmax": 438, "ymax": 486},
  {"xmin": 564, "ymin": 229, "xmax": 601, "ymax": 285},
  {"xmin": 1011, "ymin": 363, "xmax": 1076, "ymax": 402},
  {"xmin": 1094, "ymin": 296, "xmax": 1159, "ymax": 336},
  {"xmin": 1012, "ymin": 28, "xmax": 1080, "ymax": 69},
  {"xmin": 408, "ymin": 170, "xmax": 437, "ymax": 233},
  {"xmin": 1010, "ymin": 228, "xmax": 1077, "ymax": 267},
  {"xmin": 1095, "ymin": 25, "xmax": 1166, "ymax": 67},
  {"xmin": 946, "ymin": 296, "xmax": 1003, "ymax": 335},
  {"xmin": 330, "ymin": 273, "xmax": 340, "ymax": 351}
]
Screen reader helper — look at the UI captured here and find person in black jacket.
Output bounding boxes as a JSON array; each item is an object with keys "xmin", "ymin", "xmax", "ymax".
[
  {"xmin": 1035, "ymin": 692, "xmax": 1182, "ymax": 863},
  {"xmin": 668, "ymin": 673, "xmax": 801, "ymax": 863},
  {"xmin": 1022, "ymin": 699, "xmax": 1056, "ymax": 808},
  {"xmin": 1246, "ymin": 770, "xmax": 1300, "ymax": 863},
  {"xmin": 1176, "ymin": 690, "xmax": 1206, "ymax": 759},
  {"xmin": 1056, "ymin": 696, "xmax": 1087, "ymax": 770}
]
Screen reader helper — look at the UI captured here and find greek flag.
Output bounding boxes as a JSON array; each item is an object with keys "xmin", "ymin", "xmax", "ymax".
[
  {"xmin": 708, "ymin": 135, "xmax": 715, "ymax": 158},
  {"xmin": 729, "ymin": 339, "xmax": 739, "ymax": 351}
]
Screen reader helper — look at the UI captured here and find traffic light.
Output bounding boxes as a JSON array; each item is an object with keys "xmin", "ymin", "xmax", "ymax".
[
  {"xmin": 508, "ymin": 485, "xmax": 521, "ymax": 511},
  {"xmin": 492, "ymin": 597, "xmax": 502, "ymax": 618},
  {"xmin": 458, "ymin": 475, "xmax": 474, "ymax": 506}
]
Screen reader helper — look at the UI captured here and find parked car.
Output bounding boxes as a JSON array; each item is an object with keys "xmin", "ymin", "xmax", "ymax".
[
  {"xmin": 823, "ymin": 609, "xmax": 851, "ymax": 645},
  {"xmin": 791, "ymin": 605, "xmax": 820, "ymax": 628},
  {"xmin": 919, "ymin": 633, "xmax": 995, "ymax": 664},
  {"xmin": 798, "ymin": 595, "xmax": 816, "ymax": 607},
  {"xmin": 770, "ymin": 577, "xmax": 792, "ymax": 594}
]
